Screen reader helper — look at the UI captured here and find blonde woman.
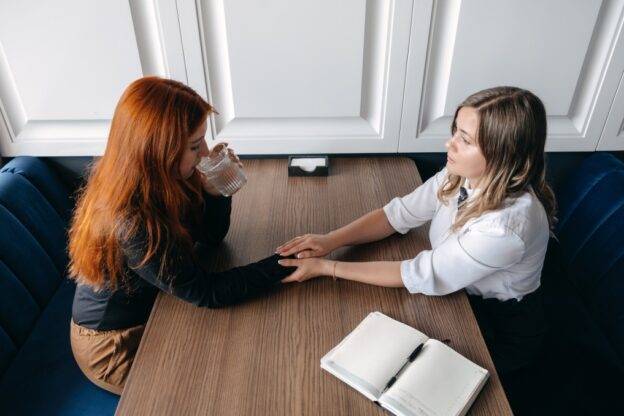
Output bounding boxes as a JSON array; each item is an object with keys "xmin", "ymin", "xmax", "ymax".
[{"xmin": 277, "ymin": 86, "xmax": 556, "ymax": 375}]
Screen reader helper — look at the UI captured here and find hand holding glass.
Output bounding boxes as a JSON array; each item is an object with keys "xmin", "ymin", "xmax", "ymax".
[{"xmin": 197, "ymin": 145, "xmax": 247, "ymax": 197}]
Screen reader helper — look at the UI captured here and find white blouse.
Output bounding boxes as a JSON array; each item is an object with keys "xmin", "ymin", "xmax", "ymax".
[{"xmin": 383, "ymin": 168, "xmax": 549, "ymax": 301}]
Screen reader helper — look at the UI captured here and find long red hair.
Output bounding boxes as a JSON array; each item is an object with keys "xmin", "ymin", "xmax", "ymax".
[{"xmin": 69, "ymin": 77, "xmax": 214, "ymax": 290}]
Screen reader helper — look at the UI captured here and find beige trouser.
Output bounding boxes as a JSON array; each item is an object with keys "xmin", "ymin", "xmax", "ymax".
[{"xmin": 70, "ymin": 320, "xmax": 145, "ymax": 395}]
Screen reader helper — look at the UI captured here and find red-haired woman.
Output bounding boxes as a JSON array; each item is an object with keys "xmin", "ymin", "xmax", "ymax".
[{"xmin": 68, "ymin": 76, "xmax": 294, "ymax": 395}]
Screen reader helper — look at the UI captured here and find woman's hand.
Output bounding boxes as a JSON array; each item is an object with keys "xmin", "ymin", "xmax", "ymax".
[
  {"xmin": 276, "ymin": 233, "xmax": 336, "ymax": 258},
  {"xmin": 210, "ymin": 142, "xmax": 244, "ymax": 168},
  {"xmin": 199, "ymin": 142, "xmax": 244, "ymax": 196},
  {"xmin": 279, "ymin": 258, "xmax": 332, "ymax": 283}
]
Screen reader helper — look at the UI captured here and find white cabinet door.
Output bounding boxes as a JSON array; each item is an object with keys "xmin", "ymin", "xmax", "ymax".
[
  {"xmin": 399, "ymin": 0, "xmax": 624, "ymax": 153},
  {"xmin": 2, "ymin": 1, "xmax": 624, "ymax": 156},
  {"xmin": 0, "ymin": 0, "xmax": 184, "ymax": 156},
  {"xmin": 175, "ymin": 0, "xmax": 416, "ymax": 155},
  {"xmin": 598, "ymin": 73, "xmax": 624, "ymax": 151}
]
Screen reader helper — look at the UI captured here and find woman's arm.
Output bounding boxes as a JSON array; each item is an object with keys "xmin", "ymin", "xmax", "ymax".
[
  {"xmin": 277, "ymin": 169, "xmax": 446, "ymax": 258},
  {"xmin": 197, "ymin": 193, "xmax": 232, "ymax": 248},
  {"xmin": 123, "ymin": 231, "xmax": 296, "ymax": 308},
  {"xmin": 279, "ymin": 257, "xmax": 403, "ymax": 288},
  {"xmin": 276, "ymin": 208, "xmax": 396, "ymax": 258},
  {"xmin": 280, "ymin": 219, "xmax": 528, "ymax": 295}
]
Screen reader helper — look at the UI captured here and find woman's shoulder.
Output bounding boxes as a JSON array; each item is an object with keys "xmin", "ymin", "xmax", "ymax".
[{"xmin": 469, "ymin": 190, "xmax": 548, "ymax": 239}]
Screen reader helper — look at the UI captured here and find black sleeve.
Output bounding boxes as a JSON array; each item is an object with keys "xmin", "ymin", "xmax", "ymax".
[
  {"xmin": 196, "ymin": 193, "xmax": 232, "ymax": 248},
  {"xmin": 123, "ymin": 233, "xmax": 296, "ymax": 308}
]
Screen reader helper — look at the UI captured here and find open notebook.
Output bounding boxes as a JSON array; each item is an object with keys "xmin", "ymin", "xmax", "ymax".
[{"xmin": 321, "ymin": 312, "xmax": 489, "ymax": 416}]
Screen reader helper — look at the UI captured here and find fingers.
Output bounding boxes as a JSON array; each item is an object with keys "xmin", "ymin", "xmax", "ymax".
[
  {"xmin": 281, "ymin": 273, "xmax": 297, "ymax": 283},
  {"xmin": 278, "ymin": 258, "xmax": 297, "ymax": 267},
  {"xmin": 295, "ymin": 250, "xmax": 315, "ymax": 259},
  {"xmin": 278, "ymin": 259, "xmax": 303, "ymax": 283},
  {"xmin": 212, "ymin": 142, "xmax": 228, "ymax": 151},
  {"xmin": 210, "ymin": 142, "xmax": 228, "ymax": 157},
  {"xmin": 276, "ymin": 235, "xmax": 317, "ymax": 256},
  {"xmin": 279, "ymin": 244, "xmax": 314, "ymax": 257},
  {"xmin": 276, "ymin": 243, "xmax": 300, "ymax": 257},
  {"xmin": 281, "ymin": 271, "xmax": 300, "ymax": 283},
  {"xmin": 226, "ymin": 148, "xmax": 243, "ymax": 167},
  {"xmin": 275, "ymin": 236, "xmax": 304, "ymax": 254}
]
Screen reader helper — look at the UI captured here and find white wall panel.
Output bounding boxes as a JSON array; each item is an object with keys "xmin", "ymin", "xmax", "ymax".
[
  {"xmin": 186, "ymin": 0, "xmax": 416, "ymax": 154},
  {"xmin": 1, "ymin": 1, "xmax": 623, "ymax": 156},
  {"xmin": 598, "ymin": 72, "xmax": 624, "ymax": 150},
  {"xmin": 0, "ymin": 0, "xmax": 177, "ymax": 156},
  {"xmin": 400, "ymin": 0, "xmax": 624, "ymax": 152}
]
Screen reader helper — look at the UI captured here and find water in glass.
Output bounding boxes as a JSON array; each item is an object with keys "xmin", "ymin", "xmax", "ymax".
[{"xmin": 197, "ymin": 146, "xmax": 247, "ymax": 196}]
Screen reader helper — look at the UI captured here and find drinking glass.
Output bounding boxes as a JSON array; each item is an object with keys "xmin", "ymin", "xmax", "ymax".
[{"xmin": 197, "ymin": 146, "xmax": 247, "ymax": 197}]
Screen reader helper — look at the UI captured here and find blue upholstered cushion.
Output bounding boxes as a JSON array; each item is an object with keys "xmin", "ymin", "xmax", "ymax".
[
  {"xmin": 0, "ymin": 173, "xmax": 69, "ymax": 273},
  {"xmin": 0, "ymin": 281, "xmax": 118, "ymax": 416},
  {"xmin": 0, "ymin": 260, "xmax": 41, "ymax": 373},
  {"xmin": 546, "ymin": 152, "xmax": 624, "ymax": 370},
  {"xmin": 0, "ymin": 156, "xmax": 119, "ymax": 414},
  {"xmin": 0, "ymin": 156, "xmax": 72, "ymax": 223},
  {"xmin": 0, "ymin": 157, "xmax": 68, "ymax": 374},
  {"xmin": 0, "ymin": 204, "xmax": 61, "ymax": 374}
]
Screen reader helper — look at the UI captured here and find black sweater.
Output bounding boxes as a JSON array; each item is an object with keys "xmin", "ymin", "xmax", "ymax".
[{"xmin": 72, "ymin": 195, "xmax": 294, "ymax": 331}]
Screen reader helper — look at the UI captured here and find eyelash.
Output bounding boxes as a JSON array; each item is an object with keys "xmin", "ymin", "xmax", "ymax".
[
  {"xmin": 191, "ymin": 146, "xmax": 200, "ymax": 151},
  {"xmin": 453, "ymin": 131, "xmax": 470, "ymax": 145}
]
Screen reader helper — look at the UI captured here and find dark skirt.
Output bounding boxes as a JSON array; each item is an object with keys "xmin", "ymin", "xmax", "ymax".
[{"xmin": 468, "ymin": 288, "xmax": 546, "ymax": 375}]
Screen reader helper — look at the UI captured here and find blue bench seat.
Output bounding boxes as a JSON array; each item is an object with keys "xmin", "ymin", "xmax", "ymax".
[{"xmin": 0, "ymin": 157, "xmax": 118, "ymax": 415}]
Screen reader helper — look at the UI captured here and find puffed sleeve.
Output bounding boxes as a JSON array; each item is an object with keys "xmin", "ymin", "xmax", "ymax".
[
  {"xmin": 400, "ymin": 220, "xmax": 526, "ymax": 295},
  {"xmin": 383, "ymin": 169, "xmax": 446, "ymax": 234}
]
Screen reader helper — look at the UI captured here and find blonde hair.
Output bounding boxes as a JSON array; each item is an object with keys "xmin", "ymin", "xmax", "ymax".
[{"xmin": 438, "ymin": 86, "xmax": 556, "ymax": 231}]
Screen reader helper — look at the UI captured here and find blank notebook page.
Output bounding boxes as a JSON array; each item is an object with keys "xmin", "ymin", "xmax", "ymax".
[{"xmin": 328, "ymin": 313, "xmax": 429, "ymax": 395}]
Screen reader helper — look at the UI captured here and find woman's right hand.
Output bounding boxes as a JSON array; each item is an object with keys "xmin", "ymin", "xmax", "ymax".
[{"xmin": 276, "ymin": 233, "xmax": 335, "ymax": 259}]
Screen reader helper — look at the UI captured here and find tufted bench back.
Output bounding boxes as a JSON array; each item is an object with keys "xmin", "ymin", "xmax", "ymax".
[
  {"xmin": 0, "ymin": 157, "xmax": 72, "ymax": 375},
  {"xmin": 545, "ymin": 152, "xmax": 624, "ymax": 371}
]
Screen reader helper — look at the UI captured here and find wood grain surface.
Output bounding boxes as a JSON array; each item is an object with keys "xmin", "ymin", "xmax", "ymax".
[{"xmin": 116, "ymin": 158, "xmax": 511, "ymax": 416}]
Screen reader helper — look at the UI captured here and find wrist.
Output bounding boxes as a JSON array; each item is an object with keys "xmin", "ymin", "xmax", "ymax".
[
  {"xmin": 321, "ymin": 259, "xmax": 334, "ymax": 277},
  {"xmin": 326, "ymin": 231, "xmax": 342, "ymax": 251}
]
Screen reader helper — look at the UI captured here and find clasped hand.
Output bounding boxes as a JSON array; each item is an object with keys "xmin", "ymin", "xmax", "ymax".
[{"xmin": 276, "ymin": 234, "xmax": 335, "ymax": 282}]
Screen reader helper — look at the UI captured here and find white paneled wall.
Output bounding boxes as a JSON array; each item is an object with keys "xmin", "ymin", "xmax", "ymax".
[
  {"xmin": 0, "ymin": 1, "xmax": 145, "ymax": 155},
  {"xmin": 597, "ymin": 36, "xmax": 624, "ymax": 150},
  {"xmin": 188, "ymin": 0, "xmax": 414, "ymax": 154},
  {"xmin": 400, "ymin": 0, "xmax": 624, "ymax": 152},
  {"xmin": 0, "ymin": 0, "xmax": 623, "ymax": 156},
  {"xmin": 597, "ymin": 54, "xmax": 624, "ymax": 150}
]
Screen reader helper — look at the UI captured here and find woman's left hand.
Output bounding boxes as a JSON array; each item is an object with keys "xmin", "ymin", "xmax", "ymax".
[
  {"xmin": 278, "ymin": 258, "xmax": 332, "ymax": 283},
  {"xmin": 211, "ymin": 142, "xmax": 243, "ymax": 168},
  {"xmin": 226, "ymin": 147, "xmax": 243, "ymax": 168}
]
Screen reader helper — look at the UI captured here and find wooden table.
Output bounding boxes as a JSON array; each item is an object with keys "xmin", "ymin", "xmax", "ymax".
[{"xmin": 116, "ymin": 158, "xmax": 512, "ymax": 415}]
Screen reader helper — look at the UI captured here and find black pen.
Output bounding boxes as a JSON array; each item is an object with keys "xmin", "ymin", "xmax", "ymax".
[
  {"xmin": 381, "ymin": 343, "xmax": 425, "ymax": 394},
  {"xmin": 408, "ymin": 343, "xmax": 424, "ymax": 361}
]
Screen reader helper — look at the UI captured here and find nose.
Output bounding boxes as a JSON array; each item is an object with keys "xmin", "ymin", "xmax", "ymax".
[
  {"xmin": 446, "ymin": 132, "xmax": 460, "ymax": 150},
  {"xmin": 445, "ymin": 136, "xmax": 455, "ymax": 150}
]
